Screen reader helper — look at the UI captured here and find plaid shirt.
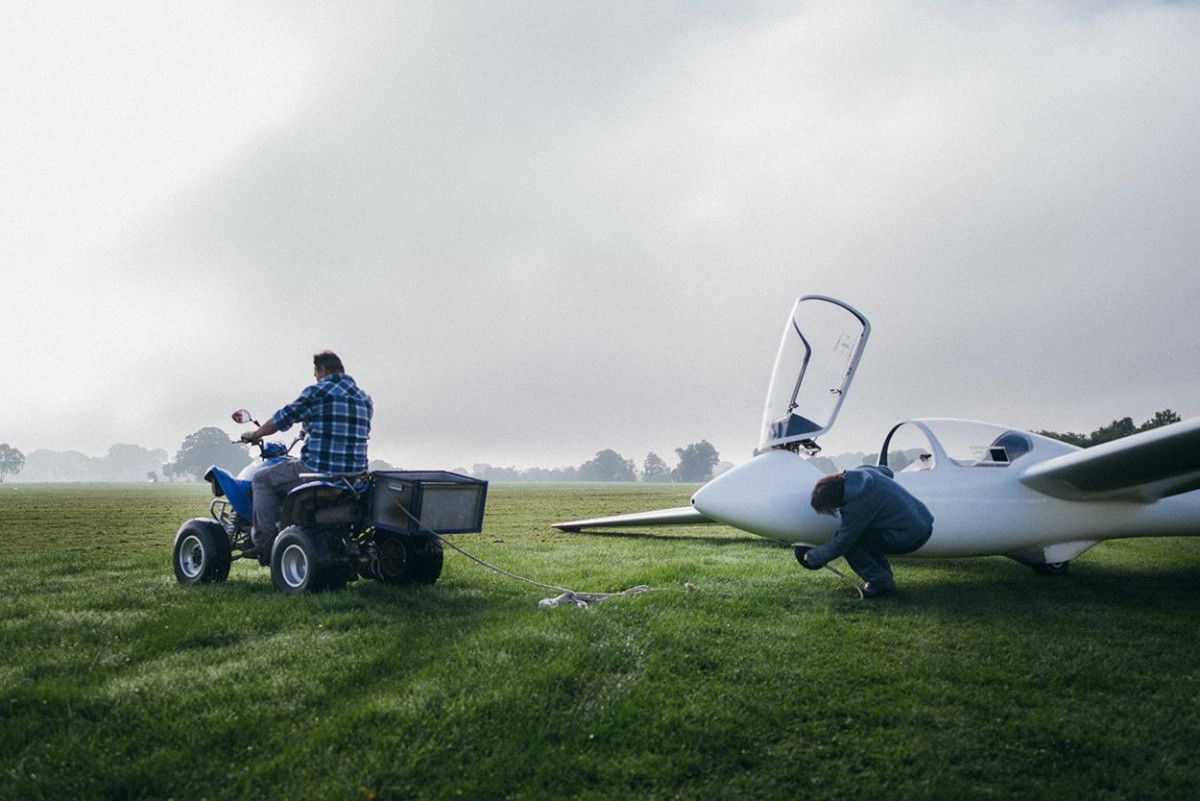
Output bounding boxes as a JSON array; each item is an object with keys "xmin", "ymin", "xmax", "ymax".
[{"xmin": 272, "ymin": 373, "xmax": 373, "ymax": 473}]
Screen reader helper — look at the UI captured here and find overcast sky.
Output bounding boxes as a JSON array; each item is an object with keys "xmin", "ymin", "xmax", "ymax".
[{"xmin": 4, "ymin": 0, "xmax": 1199, "ymax": 472}]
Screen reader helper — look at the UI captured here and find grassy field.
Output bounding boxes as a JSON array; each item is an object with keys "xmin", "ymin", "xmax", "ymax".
[{"xmin": 2, "ymin": 483, "xmax": 1199, "ymax": 801}]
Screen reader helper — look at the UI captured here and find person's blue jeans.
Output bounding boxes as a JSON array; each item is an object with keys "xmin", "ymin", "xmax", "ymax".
[
  {"xmin": 250, "ymin": 459, "xmax": 310, "ymax": 549},
  {"xmin": 843, "ymin": 536, "xmax": 896, "ymax": 587},
  {"xmin": 843, "ymin": 527, "xmax": 932, "ymax": 587}
]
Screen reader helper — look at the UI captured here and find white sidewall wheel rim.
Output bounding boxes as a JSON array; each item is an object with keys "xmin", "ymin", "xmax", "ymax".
[
  {"xmin": 280, "ymin": 543, "xmax": 309, "ymax": 588},
  {"xmin": 179, "ymin": 534, "xmax": 204, "ymax": 580}
]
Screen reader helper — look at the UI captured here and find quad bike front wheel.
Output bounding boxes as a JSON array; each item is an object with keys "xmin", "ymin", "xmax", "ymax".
[
  {"xmin": 173, "ymin": 518, "xmax": 232, "ymax": 584},
  {"xmin": 270, "ymin": 526, "xmax": 344, "ymax": 594}
]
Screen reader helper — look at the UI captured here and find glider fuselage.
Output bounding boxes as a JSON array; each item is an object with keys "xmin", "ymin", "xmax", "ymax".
[
  {"xmin": 691, "ymin": 439, "xmax": 1200, "ymax": 561},
  {"xmin": 554, "ymin": 296, "xmax": 1200, "ymax": 572}
]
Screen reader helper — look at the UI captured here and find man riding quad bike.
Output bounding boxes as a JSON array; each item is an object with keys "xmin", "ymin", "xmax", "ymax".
[
  {"xmin": 171, "ymin": 350, "xmax": 484, "ymax": 594},
  {"xmin": 171, "ymin": 424, "xmax": 486, "ymax": 594}
]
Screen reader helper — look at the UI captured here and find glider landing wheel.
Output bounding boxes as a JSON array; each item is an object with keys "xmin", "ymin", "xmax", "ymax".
[{"xmin": 1032, "ymin": 561, "xmax": 1070, "ymax": 576}]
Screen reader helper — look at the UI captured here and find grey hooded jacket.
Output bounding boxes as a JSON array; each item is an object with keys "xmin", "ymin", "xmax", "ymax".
[{"xmin": 806, "ymin": 465, "xmax": 934, "ymax": 568}]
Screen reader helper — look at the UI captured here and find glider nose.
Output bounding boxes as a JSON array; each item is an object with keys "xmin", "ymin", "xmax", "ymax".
[{"xmin": 691, "ymin": 450, "xmax": 838, "ymax": 543}]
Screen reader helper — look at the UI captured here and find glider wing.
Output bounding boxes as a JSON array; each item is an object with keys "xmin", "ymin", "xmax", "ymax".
[
  {"xmin": 552, "ymin": 506, "xmax": 714, "ymax": 532},
  {"xmin": 1019, "ymin": 418, "xmax": 1200, "ymax": 502}
]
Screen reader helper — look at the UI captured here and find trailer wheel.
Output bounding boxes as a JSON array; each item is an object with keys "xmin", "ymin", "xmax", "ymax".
[
  {"xmin": 408, "ymin": 536, "xmax": 444, "ymax": 584},
  {"xmin": 271, "ymin": 526, "xmax": 339, "ymax": 594},
  {"xmin": 371, "ymin": 532, "xmax": 443, "ymax": 586},
  {"xmin": 173, "ymin": 519, "xmax": 232, "ymax": 584},
  {"xmin": 1032, "ymin": 561, "xmax": 1070, "ymax": 576}
]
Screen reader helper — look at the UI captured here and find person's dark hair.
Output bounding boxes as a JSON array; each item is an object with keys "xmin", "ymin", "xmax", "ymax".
[
  {"xmin": 811, "ymin": 473, "xmax": 846, "ymax": 516},
  {"xmin": 313, "ymin": 350, "xmax": 344, "ymax": 373}
]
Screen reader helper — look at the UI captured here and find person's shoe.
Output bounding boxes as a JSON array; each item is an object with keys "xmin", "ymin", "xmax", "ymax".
[
  {"xmin": 240, "ymin": 543, "xmax": 264, "ymax": 559},
  {"xmin": 862, "ymin": 581, "xmax": 897, "ymax": 599}
]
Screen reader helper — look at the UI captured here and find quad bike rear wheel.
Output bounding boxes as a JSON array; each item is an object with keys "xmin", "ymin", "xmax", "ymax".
[{"xmin": 271, "ymin": 526, "xmax": 344, "ymax": 594}]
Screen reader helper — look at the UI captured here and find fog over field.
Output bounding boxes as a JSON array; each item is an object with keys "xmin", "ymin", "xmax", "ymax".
[{"xmin": 4, "ymin": 1, "xmax": 1199, "ymax": 472}]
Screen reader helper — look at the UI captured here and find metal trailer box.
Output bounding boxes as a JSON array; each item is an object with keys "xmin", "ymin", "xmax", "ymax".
[{"xmin": 369, "ymin": 471, "xmax": 488, "ymax": 535}]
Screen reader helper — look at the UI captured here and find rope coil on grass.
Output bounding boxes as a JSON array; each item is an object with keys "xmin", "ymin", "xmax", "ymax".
[{"xmin": 434, "ymin": 534, "xmax": 651, "ymax": 608}]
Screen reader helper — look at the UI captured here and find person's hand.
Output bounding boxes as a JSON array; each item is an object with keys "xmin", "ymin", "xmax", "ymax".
[
  {"xmin": 240, "ymin": 431, "xmax": 261, "ymax": 444},
  {"xmin": 793, "ymin": 545, "xmax": 821, "ymax": 570}
]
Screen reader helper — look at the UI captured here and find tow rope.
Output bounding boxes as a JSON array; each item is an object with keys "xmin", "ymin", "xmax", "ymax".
[
  {"xmin": 438, "ymin": 534, "xmax": 865, "ymax": 604},
  {"xmin": 391, "ymin": 503, "xmax": 651, "ymax": 607},
  {"xmin": 399, "ymin": 504, "xmax": 863, "ymax": 605},
  {"xmin": 821, "ymin": 563, "xmax": 865, "ymax": 600}
]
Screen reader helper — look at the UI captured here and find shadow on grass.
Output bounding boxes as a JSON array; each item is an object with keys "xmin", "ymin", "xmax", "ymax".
[
  {"xmin": 195, "ymin": 566, "xmax": 512, "ymax": 610},
  {"xmin": 142, "ymin": 571, "xmax": 520, "ymax": 683},
  {"xmin": 903, "ymin": 553, "xmax": 1200, "ymax": 586},
  {"xmin": 878, "ymin": 555, "xmax": 1200, "ymax": 629}
]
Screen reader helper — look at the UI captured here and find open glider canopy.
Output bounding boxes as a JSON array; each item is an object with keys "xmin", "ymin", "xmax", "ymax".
[{"xmin": 758, "ymin": 296, "xmax": 870, "ymax": 453}]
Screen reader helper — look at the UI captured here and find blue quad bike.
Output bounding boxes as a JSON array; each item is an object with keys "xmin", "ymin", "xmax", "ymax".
[{"xmin": 171, "ymin": 410, "xmax": 487, "ymax": 595}]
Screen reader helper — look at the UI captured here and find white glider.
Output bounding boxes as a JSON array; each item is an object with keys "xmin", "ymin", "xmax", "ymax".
[{"xmin": 553, "ymin": 296, "xmax": 1200, "ymax": 574}]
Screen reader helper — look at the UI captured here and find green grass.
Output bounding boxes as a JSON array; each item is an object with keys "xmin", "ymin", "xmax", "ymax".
[{"xmin": 2, "ymin": 483, "xmax": 1199, "ymax": 800}]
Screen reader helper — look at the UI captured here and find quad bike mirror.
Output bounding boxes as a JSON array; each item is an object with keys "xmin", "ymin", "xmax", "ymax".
[{"xmin": 232, "ymin": 409, "xmax": 259, "ymax": 426}]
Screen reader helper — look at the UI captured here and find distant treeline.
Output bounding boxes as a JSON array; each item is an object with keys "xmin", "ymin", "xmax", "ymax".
[
  {"xmin": 0, "ymin": 410, "xmax": 1184, "ymax": 483},
  {"xmin": 1035, "ymin": 409, "xmax": 1180, "ymax": 448},
  {"xmin": 1, "ymin": 434, "xmax": 729, "ymax": 485},
  {"xmin": 468, "ymin": 441, "xmax": 726, "ymax": 483},
  {"xmin": 6, "ymin": 444, "xmax": 169, "ymax": 483}
]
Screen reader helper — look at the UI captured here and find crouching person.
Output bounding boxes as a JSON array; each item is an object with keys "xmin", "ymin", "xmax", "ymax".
[{"xmin": 798, "ymin": 465, "xmax": 933, "ymax": 598}]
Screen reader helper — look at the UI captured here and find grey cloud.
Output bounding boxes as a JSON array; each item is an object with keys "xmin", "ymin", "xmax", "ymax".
[{"xmin": 6, "ymin": 2, "xmax": 1200, "ymax": 469}]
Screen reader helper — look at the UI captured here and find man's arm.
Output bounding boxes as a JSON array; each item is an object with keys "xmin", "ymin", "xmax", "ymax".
[
  {"xmin": 804, "ymin": 505, "xmax": 871, "ymax": 568},
  {"xmin": 246, "ymin": 384, "xmax": 319, "ymax": 445},
  {"xmin": 241, "ymin": 418, "xmax": 279, "ymax": 443}
]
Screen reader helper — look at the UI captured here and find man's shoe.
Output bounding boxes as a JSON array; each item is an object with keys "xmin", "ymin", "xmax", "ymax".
[
  {"xmin": 241, "ymin": 543, "xmax": 264, "ymax": 559},
  {"xmin": 862, "ymin": 582, "xmax": 897, "ymax": 599}
]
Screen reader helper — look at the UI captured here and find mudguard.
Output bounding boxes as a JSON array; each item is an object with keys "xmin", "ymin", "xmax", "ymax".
[
  {"xmin": 204, "ymin": 465, "xmax": 253, "ymax": 519},
  {"xmin": 204, "ymin": 456, "xmax": 293, "ymax": 520},
  {"xmin": 280, "ymin": 480, "xmax": 364, "ymax": 529}
]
